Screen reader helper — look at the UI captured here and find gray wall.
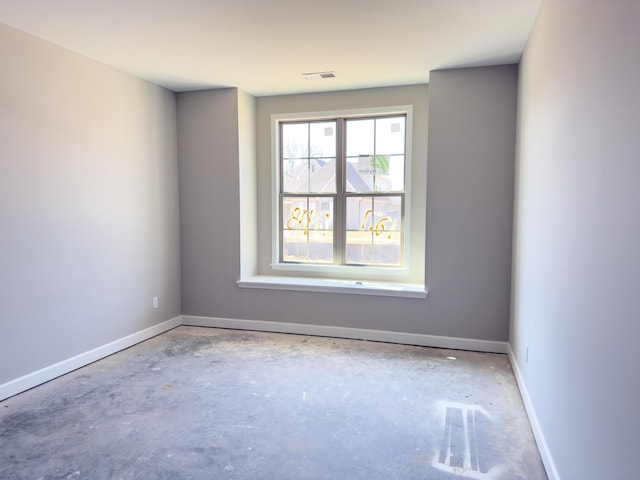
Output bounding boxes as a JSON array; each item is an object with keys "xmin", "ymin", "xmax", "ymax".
[
  {"xmin": 179, "ymin": 71, "xmax": 517, "ymax": 342},
  {"xmin": 177, "ymin": 88, "xmax": 242, "ymax": 313},
  {"xmin": 511, "ymin": 1, "xmax": 640, "ymax": 478},
  {"xmin": 428, "ymin": 66, "xmax": 517, "ymax": 341},
  {"xmin": 0, "ymin": 24, "xmax": 181, "ymax": 385}
]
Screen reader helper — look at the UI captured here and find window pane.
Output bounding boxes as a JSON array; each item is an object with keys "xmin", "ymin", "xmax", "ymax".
[
  {"xmin": 345, "ymin": 195, "xmax": 401, "ymax": 266},
  {"xmin": 309, "ymin": 122, "xmax": 336, "ymax": 158},
  {"xmin": 282, "ymin": 229, "xmax": 307, "ymax": 262},
  {"xmin": 346, "ymin": 119, "xmax": 374, "ymax": 157},
  {"xmin": 375, "ymin": 116, "xmax": 406, "ymax": 155},
  {"xmin": 282, "ymin": 123, "xmax": 309, "ymax": 159},
  {"xmin": 345, "ymin": 196, "xmax": 372, "ymax": 264},
  {"xmin": 283, "ymin": 121, "xmax": 337, "ymax": 193},
  {"xmin": 307, "ymin": 230, "xmax": 333, "ymax": 263},
  {"xmin": 282, "ymin": 158, "xmax": 309, "ymax": 193},
  {"xmin": 346, "ymin": 156, "xmax": 374, "ymax": 192},
  {"xmin": 282, "ymin": 196, "xmax": 333, "ymax": 263},
  {"xmin": 346, "ymin": 154, "xmax": 404, "ymax": 193},
  {"xmin": 371, "ymin": 154, "xmax": 404, "ymax": 192},
  {"xmin": 384, "ymin": 155, "xmax": 405, "ymax": 191},
  {"xmin": 346, "ymin": 196, "xmax": 372, "ymax": 231},
  {"xmin": 309, "ymin": 158, "xmax": 336, "ymax": 193}
]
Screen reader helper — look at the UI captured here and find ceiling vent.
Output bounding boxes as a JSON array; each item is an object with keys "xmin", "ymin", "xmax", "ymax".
[{"xmin": 302, "ymin": 71, "xmax": 336, "ymax": 80}]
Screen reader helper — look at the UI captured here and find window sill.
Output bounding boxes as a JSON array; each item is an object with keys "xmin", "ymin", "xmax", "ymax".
[{"xmin": 236, "ymin": 276, "xmax": 428, "ymax": 299}]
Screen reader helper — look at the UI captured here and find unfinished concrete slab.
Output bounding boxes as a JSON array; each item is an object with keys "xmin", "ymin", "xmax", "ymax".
[{"xmin": 0, "ymin": 326, "xmax": 547, "ymax": 479}]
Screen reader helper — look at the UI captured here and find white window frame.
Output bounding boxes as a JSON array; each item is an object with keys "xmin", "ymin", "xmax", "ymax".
[{"xmin": 270, "ymin": 105, "xmax": 414, "ymax": 283}]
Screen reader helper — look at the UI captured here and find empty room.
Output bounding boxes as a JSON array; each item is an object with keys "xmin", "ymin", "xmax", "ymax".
[{"xmin": 0, "ymin": 1, "xmax": 637, "ymax": 479}]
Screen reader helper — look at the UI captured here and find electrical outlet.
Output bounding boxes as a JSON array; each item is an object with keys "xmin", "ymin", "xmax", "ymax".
[{"xmin": 152, "ymin": 296, "xmax": 159, "ymax": 309}]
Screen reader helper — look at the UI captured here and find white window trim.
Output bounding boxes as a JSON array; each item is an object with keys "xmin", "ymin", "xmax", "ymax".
[
  {"xmin": 271, "ymin": 105, "xmax": 415, "ymax": 280},
  {"xmin": 237, "ymin": 276, "xmax": 427, "ymax": 299}
]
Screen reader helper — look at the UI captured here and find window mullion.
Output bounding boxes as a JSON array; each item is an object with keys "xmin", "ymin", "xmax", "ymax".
[
  {"xmin": 372, "ymin": 119, "xmax": 377, "ymax": 192},
  {"xmin": 334, "ymin": 118, "xmax": 345, "ymax": 265}
]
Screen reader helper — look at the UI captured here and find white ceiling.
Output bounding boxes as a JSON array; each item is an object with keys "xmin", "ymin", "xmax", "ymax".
[{"xmin": 0, "ymin": 0, "xmax": 541, "ymax": 97}]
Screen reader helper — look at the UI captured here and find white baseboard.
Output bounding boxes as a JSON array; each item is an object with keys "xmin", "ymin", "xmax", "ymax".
[
  {"xmin": 181, "ymin": 315, "xmax": 508, "ymax": 354},
  {"xmin": 507, "ymin": 343, "xmax": 560, "ymax": 480},
  {"xmin": 0, "ymin": 316, "xmax": 182, "ymax": 402}
]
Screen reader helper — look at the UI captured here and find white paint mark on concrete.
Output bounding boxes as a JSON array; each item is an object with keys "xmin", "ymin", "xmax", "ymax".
[
  {"xmin": 432, "ymin": 401, "xmax": 504, "ymax": 479},
  {"xmin": 232, "ymin": 425, "xmax": 255, "ymax": 429},
  {"xmin": 251, "ymin": 392, "xmax": 271, "ymax": 398}
]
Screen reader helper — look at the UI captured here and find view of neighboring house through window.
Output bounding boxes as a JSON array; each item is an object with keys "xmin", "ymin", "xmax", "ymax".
[{"xmin": 280, "ymin": 113, "xmax": 406, "ymax": 267}]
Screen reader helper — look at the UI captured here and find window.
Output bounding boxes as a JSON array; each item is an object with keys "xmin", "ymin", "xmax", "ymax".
[
  {"xmin": 275, "ymin": 107, "xmax": 411, "ymax": 272},
  {"xmin": 236, "ymin": 99, "xmax": 425, "ymax": 298}
]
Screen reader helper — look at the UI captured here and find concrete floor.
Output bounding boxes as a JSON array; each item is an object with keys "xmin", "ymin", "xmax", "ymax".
[{"xmin": 0, "ymin": 327, "xmax": 547, "ymax": 479}]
